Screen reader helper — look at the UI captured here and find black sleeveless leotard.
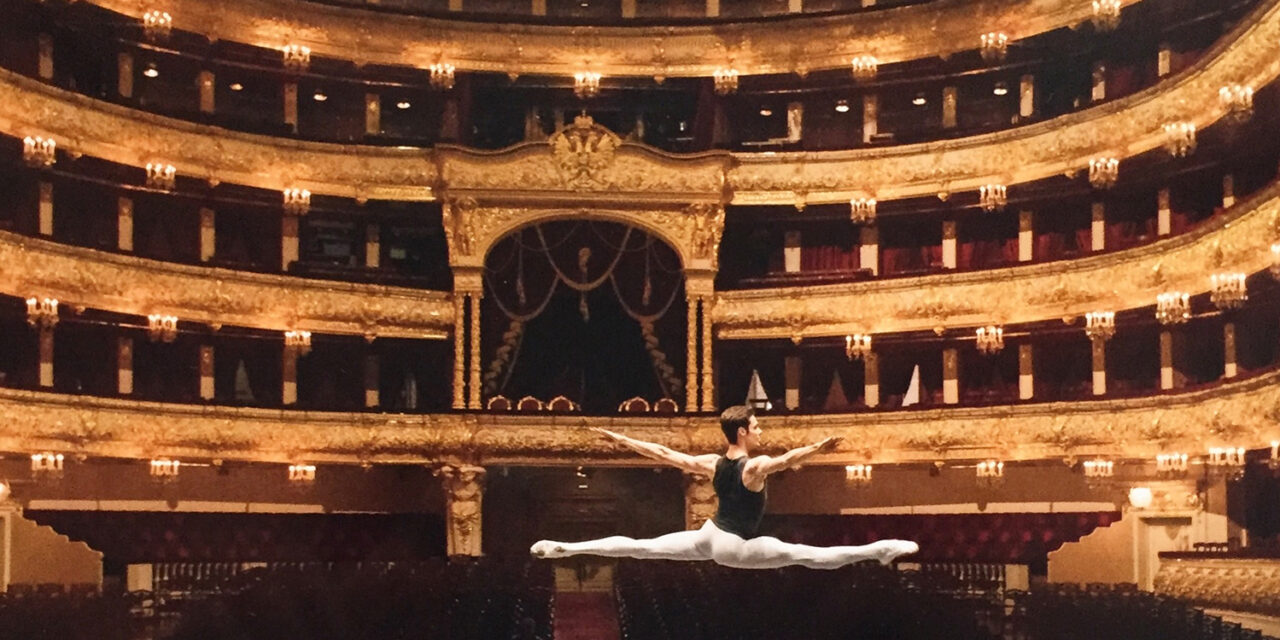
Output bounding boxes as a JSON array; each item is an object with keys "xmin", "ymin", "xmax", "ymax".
[{"xmin": 712, "ymin": 456, "xmax": 767, "ymax": 539}]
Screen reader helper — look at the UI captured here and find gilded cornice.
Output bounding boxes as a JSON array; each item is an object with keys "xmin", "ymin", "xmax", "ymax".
[
  {"xmin": 0, "ymin": 365, "xmax": 1277, "ymax": 465},
  {"xmin": 1155, "ymin": 558, "xmax": 1280, "ymax": 615},
  {"xmin": 715, "ymin": 182, "xmax": 1280, "ymax": 340},
  {"xmin": 0, "ymin": 232, "xmax": 453, "ymax": 339},
  {"xmin": 84, "ymin": 0, "xmax": 1140, "ymax": 77}
]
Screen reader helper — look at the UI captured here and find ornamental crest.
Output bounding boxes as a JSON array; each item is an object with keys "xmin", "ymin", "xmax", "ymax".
[{"xmin": 549, "ymin": 115, "xmax": 621, "ymax": 190}]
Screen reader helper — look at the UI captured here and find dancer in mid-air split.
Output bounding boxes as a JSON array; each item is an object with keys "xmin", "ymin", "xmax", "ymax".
[{"xmin": 531, "ymin": 405, "xmax": 919, "ymax": 569}]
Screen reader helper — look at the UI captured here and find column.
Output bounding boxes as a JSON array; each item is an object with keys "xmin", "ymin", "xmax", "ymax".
[
  {"xmin": 364, "ymin": 93, "xmax": 380, "ymax": 136},
  {"xmin": 941, "ymin": 220, "xmax": 957, "ymax": 269},
  {"xmin": 1160, "ymin": 330, "xmax": 1174, "ymax": 390},
  {"xmin": 1018, "ymin": 342, "xmax": 1033, "ymax": 400},
  {"xmin": 436, "ymin": 465, "xmax": 486, "ymax": 556},
  {"xmin": 1157, "ymin": 188, "xmax": 1171, "ymax": 236},
  {"xmin": 783, "ymin": 231, "xmax": 801, "ymax": 273},
  {"xmin": 1222, "ymin": 174, "xmax": 1235, "ymax": 209},
  {"xmin": 1091, "ymin": 201, "xmax": 1105, "ymax": 252},
  {"xmin": 365, "ymin": 224, "xmax": 380, "ymax": 268},
  {"xmin": 117, "ymin": 197, "xmax": 133, "ymax": 252},
  {"xmin": 282, "ymin": 342, "xmax": 298, "ymax": 405},
  {"xmin": 700, "ymin": 297, "xmax": 714, "ymax": 412},
  {"xmin": 468, "ymin": 292, "xmax": 482, "ymax": 409},
  {"xmin": 621, "ymin": 0, "xmax": 636, "ymax": 17},
  {"xmin": 706, "ymin": 0, "xmax": 720, "ymax": 18},
  {"xmin": 38, "ymin": 34, "xmax": 53, "ymax": 80},
  {"xmin": 788, "ymin": 0, "xmax": 802, "ymax": 12},
  {"xmin": 117, "ymin": 337, "xmax": 133, "ymax": 395},
  {"xmin": 283, "ymin": 82, "xmax": 299, "ymax": 133},
  {"xmin": 1018, "ymin": 211, "xmax": 1034, "ymax": 262},
  {"xmin": 684, "ymin": 473, "xmax": 717, "ymax": 530},
  {"xmin": 942, "ymin": 87, "xmax": 957, "ymax": 129},
  {"xmin": 686, "ymin": 295, "xmax": 698, "ymax": 412},
  {"xmin": 199, "ymin": 344, "xmax": 214, "ymax": 400},
  {"xmin": 116, "ymin": 52, "xmax": 133, "ymax": 98},
  {"xmin": 1091, "ymin": 338, "xmax": 1107, "ymax": 396},
  {"xmin": 1223, "ymin": 323, "xmax": 1237, "ymax": 379},
  {"xmin": 364, "ymin": 352, "xmax": 379, "ymax": 408},
  {"xmin": 942, "ymin": 348, "xmax": 958, "ymax": 404},
  {"xmin": 859, "ymin": 226, "xmax": 879, "ymax": 276},
  {"xmin": 452, "ymin": 295, "xmax": 466, "ymax": 409},
  {"xmin": 862, "ymin": 95, "xmax": 878, "ymax": 144},
  {"xmin": 784, "ymin": 356, "xmax": 801, "ymax": 410},
  {"xmin": 785, "ymin": 102, "xmax": 803, "ymax": 142},
  {"xmin": 199, "ymin": 208, "xmax": 215, "ymax": 262},
  {"xmin": 38, "ymin": 327, "xmax": 53, "ymax": 388},
  {"xmin": 531, "ymin": 0, "xmax": 546, "ymax": 15},
  {"xmin": 1019, "ymin": 75, "xmax": 1035, "ymax": 118},
  {"xmin": 198, "ymin": 71, "xmax": 215, "ymax": 114},
  {"xmin": 864, "ymin": 351, "xmax": 879, "ymax": 408},
  {"xmin": 1091, "ymin": 61, "xmax": 1106, "ymax": 102},
  {"xmin": 1157, "ymin": 44, "xmax": 1172, "ymax": 77},
  {"xmin": 281, "ymin": 214, "xmax": 299, "ymax": 272},
  {"xmin": 38, "ymin": 182, "xmax": 53, "ymax": 237}
]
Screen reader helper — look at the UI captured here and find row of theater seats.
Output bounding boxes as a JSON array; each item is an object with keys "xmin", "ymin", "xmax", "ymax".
[
  {"xmin": 485, "ymin": 395, "xmax": 681, "ymax": 413},
  {"xmin": 1008, "ymin": 583, "xmax": 1267, "ymax": 640}
]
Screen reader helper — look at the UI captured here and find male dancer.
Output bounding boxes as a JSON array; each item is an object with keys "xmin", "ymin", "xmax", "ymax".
[{"xmin": 531, "ymin": 405, "xmax": 918, "ymax": 569}]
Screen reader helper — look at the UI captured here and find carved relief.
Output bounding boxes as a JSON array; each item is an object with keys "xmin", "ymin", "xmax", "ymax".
[
  {"xmin": 549, "ymin": 115, "xmax": 621, "ymax": 191},
  {"xmin": 1155, "ymin": 559, "xmax": 1280, "ymax": 615},
  {"xmin": 684, "ymin": 472, "xmax": 718, "ymax": 531},
  {"xmin": 435, "ymin": 464, "xmax": 487, "ymax": 557}
]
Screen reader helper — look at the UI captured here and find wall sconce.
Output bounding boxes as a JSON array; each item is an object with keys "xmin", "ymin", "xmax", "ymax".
[
  {"xmin": 1162, "ymin": 122, "xmax": 1196, "ymax": 157},
  {"xmin": 282, "ymin": 44, "xmax": 311, "ymax": 72},
  {"xmin": 850, "ymin": 55, "xmax": 878, "ymax": 81},
  {"xmin": 574, "ymin": 72, "xmax": 602, "ymax": 99},
  {"xmin": 1210, "ymin": 273, "xmax": 1247, "ymax": 310},
  {"xmin": 1219, "ymin": 84, "xmax": 1254, "ymax": 123},
  {"xmin": 429, "ymin": 63, "xmax": 456, "ymax": 90},
  {"xmin": 149, "ymin": 458, "xmax": 181, "ymax": 481},
  {"xmin": 844, "ymin": 464, "xmax": 872, "ymax": 486},
  {"xmin": 288, "ymin": 464, "xmax": 317, "ymax": 484},
  {"xmin": 1084, "ymin": 311, "xmax": 1115, "ymax": 342},
  {"xmin": 147, "ymin": 314, "xmax": 179, "ymax": 343},
  {"xmin": 1088, "ymin": 157, "xmax": 1119, "ymax": 189},
  {"xmin": 285, "ymin": 330, "xmax": 312, "ymax": 355},
  {"xmin": 849, "ymin": 197, "xmax": 877, "ymax": 224},
  {"xmin": 713, "ymin": 68, "xmax": 739, "ymax": 96},
  {"xmin": 1156, "ymin": 452, "xmax": 1189, "ymax": 475},
  {"xmin": 25, "ymin": 297, "xmax": 59, "ymax": 329},
  {"xmin": 979, "ymin": 184, "xmax": 1007, "ymax": 212},
  {"xmin": 1208, "ymin": 447, "xmax": 1246, "ymax": 482},
  {"xmin": 975, "ymin": 326, "xmax": 1004, "ymax": 355},
  {"xmin": 1155, "ymin": 292, "xmax": 1190, "ymax": 325},
  {"xmin": 1091, "ymin": 0, "xmax": 1121, "ymax": 31},
  {"xmin": 31, "ymin": 452, "xmax": 65, "ymax": 480},
  {"xmin": 979, "ymin": 33, "xmax": 1008, "ymax": 63},
  {"xmin": 141, "ymin": 9, "xmax": 172, "ymax": 41},
  {"xmin": 976, "ymin": 460, "xmax": 1005, "ymax": 488},
  {"xmin": 844, "ymin": 334, "xmax": 872, "ymax": 360},
  {"xmin": 145, "ymin": 163, "xmax": 176, "ymax": 190},
  {"xmin": 283, "ymin": 188, "xmax": 311, "ymax": 216},
  {"xmin": 22, "ymin": 136, "xmax": 56, "ymax": 168},
  {"xmin": 1082, "ymin": 459, "xmax": 1114, "ymax": 487},
  {"xmin": 1128, "ymin": 486, "xmax": 1153, "ymax": 509}
]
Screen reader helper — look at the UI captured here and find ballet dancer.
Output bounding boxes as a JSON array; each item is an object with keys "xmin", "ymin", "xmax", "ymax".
[{"xmin": 530, "ymin": 405, "xmax": 919, "ymax": 569}]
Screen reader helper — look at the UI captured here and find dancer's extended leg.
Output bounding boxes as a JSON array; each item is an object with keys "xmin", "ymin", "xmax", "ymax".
[
  {"xmin": 710, "ymin": 532, "xmax": 918, "ymax": 570},
  {"xmin": 531, "ymin": 523, "xmax": 714, "ymax": 561}
]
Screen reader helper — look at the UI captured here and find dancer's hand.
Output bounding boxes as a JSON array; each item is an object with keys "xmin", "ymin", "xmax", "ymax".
[{"xmin": 815, "ymin": 436, "xmax": 842, "ymax": 452}]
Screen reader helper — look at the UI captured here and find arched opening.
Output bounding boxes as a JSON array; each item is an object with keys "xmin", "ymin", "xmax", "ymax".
[{"xmin": 480, "ymin": 220, "xmax": 687, "ymax": 413}]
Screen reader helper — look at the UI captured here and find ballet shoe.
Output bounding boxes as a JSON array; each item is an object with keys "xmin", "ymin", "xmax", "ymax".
[
  {"xmin": 530, "ymin": 540, "xmax": 566, "ymax": 558},
  {"xmin": 875, "ymin": 540, "xmax": 920, "ymax": 565}
]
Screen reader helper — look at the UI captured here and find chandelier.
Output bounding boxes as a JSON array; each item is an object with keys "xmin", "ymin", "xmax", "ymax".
[
  {"xmin": 979, "ymin": 33, "xmax": 1008, "ymax": 63},
  {"xmin": 31, "ymin": 452, "xmax": 65, "ymax": 480},
  {"xmin": 845, "ymin": 334, "xmax": 872, "ymax": 360},
  {"xmin": 713, "ymin": 68, "xmax": 739, "ymax": 96},
  {"xmin": 25, "ymin": 297, "xmax": 59, "ymax": 329},
  {"xmin": 976, "ymin": 460, "xmax": 1005, "ymax": 488},
  {"xmin": 850, "ymin": 55, "xmax": 878, "ymax": 82},
  {"xmin": 979, "ymin": 184, "xmax": 1007, "ymax": 212},
  {"xmin": 844, "ymin": 464, "xmax": 873, "ymax": 486},
  {"xmin": 285, "ymin": 329, "xmax": 312, "ymax": 355},
  {"xmin": 975, "ymin": 325, "xmax": 1004, "ymax": 355},
  {"xmin": 1219, "ymin": 84, "xmax": 1254, "ymax": 123},
  {"xmin": 149, "ymin": 458, "xmax": 181, "ymax": 481},
  {"xmin": 283, "ymin": 188, "xmax": 311, "ymax": 216},
  {"xmin": 22, "ymin": 136, "xmax": 56, "ymax": 168},
  {"xmin": 1084, "ymin": 311, "xmax": 1115, "ymax": 342},
  {"xmin": 282, "ymin": 44, "xmax": 311, "ymax": 72},
  {"xmin": 1156, "ymin": 452, "xmax": 1188, "ymax": 475},
  {"xmin": 1210, "ymin": 273, "xmax": 1247, "ymax": 310},
  {"xmin": 147, "ymin": 314, "xmax": 179, "ymax": 343},
  {"xmin": 289, "ymin": 463, "xmax": 317, "ymax": 484},
  {"xmin": 574, "ymin": 72, "xmax": 602, "ymax": 99},
  {"xmin": 429, "ymin": 63, "xmax": 456, "ymax": 90},
  {"xmin": 1090, "ymin": 0, "xmax": 1121, "ymax": 31},
  {"xmin": 142, "ymin": 9, "xmax": 172, "ymax": 41},
  {"xmin": 1162, "ymin": 122, "xmax": 1196, "ymax": 157},
  {"xmin": 1208, "ymin": 447, "xmax": 1246, "ymax": 482},
  {"xmin": 1155, "ymin": 292, "xmax": 1189, "ymax": 325},
  {"xmin": 849, "ymin": 197, "xmax": 877, "ymax": 224},
  {"xmin": 146, "ymin": 163, "xmax": 176, "ymax": 190},
  {"xmin": 1088, "ymin": 157, "xmax": 1119, "ymax": 189}
]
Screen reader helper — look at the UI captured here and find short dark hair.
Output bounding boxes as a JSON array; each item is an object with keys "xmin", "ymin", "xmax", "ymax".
[{"xmin": 719, "ymin": 405, "xmax": 755, "ymax": 444}]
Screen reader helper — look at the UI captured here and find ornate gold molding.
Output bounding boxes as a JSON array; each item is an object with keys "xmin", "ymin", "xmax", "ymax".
[
  {"xmin": 83, "ymin": 0, "xmax": 1140, "ymax": 77},
  {"xmin": 2, "ymin": 365, "xmax": 1277, "ymax": 466},
  {"xmin": 715, "ymin": 183, "xmax": 1280, "ymax": 340},
  {"xmin": 1155, "ymin": 558, "xmax": 1280, "ymax": 615},
  {"xmin": 0, "ymin": 232, "xmax": 453, "ymax": 338}
]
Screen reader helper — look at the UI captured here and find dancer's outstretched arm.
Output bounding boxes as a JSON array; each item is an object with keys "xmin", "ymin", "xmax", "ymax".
[
  {"xmin": 743, "ymin": 436, "xmax": 841, "ymax": 485},
  {"xmin": 592, "ymin": 427, "xmax": 718, "ymax": 476}
]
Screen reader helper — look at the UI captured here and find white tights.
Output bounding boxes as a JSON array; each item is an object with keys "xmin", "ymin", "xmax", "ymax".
[{"xmin": 531, "ymin": 520, "xmax": 918, "ymax": 570}]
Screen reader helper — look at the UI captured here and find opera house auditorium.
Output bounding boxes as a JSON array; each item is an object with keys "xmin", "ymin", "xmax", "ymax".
[{"xmin": 0, "ymin": 0, "xmax": 1278, "ymax": 636}]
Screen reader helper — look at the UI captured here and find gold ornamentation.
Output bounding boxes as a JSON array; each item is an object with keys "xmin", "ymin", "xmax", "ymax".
[
  {"xmin": 684, "ymin": 472, "xmax": 717, "ymax": 530},
  {"xmin": 441, "ymin": 197, "xmax": 477, "ymax": 259},
  {"xmin": 1155, "ymin": 559, "xmax": 1280, "ymax": 615},
  {"xmin": 435, "ymin": 464, "xmax": 486, "ymax": 556},
  {"xmin": 549, "ymin": 115, "xmax": 621, "ymax": 190},
  {"xmin": 686, "ymin": 203, "xmax": 725, "ymax": 267}
]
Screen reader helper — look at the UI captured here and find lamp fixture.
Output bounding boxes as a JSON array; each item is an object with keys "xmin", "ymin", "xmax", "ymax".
[
  {"xmin": 25, "ymin": 297, "xmax": 59, "ymax": 329},
  {"xmin": 574, "ymin": 72, "xmax": 602, "ymax": 99},
  {"xmin": 1090, "ymin": 0, "xmax": 1121, "ymax": 31},
  {"xmin": 850, "ymin": 55, "xmax": 878, "ymax": 81},
  {"xmin": 849, "ymin": 197, "xmax": 877, "ymax": 224},
  {"xmin": 975, "ymin": 325, "xmax": 1004, "ymax": 355},
  {"xmin": 283, "ymin": 188, "xmax": 311, "ymax": 216},
  {"xmin": 145, "ymin": 162, "xmax": 176, "ymax": 190},
  {"xmin": 228, "ymin": 82, "xmax": 244, "ymax": 92},
  {"xmin": 992, "ymin": 81, "xmax": 1008, "ymax": 96},
  {"xmin": 142, "ymin": 63, "xmax": 159, "ymax": 78},
  {"xmin": 149, "ymin": 458, "xmax": 181, "ymax": 481},
  {"xmin": 396, "ymin": 101, "xmax": 412, "ymax": 110},
  {"xmin": 31, "ymin": 452, "xmax": 65, "ymax": 479},
  {"xmin": 976, "ymin": 460, "xmax": 1005, "ymax": 487},
  {"xmin": 835, "ymin": 100, "xmax": 850, "ymax": 113},
  {"xmin": 1162, "ymin": 122, "xmax": 1196, "ymax": 157},
  {"xmin": 1084, "ymin": 311, "xmax": 1116, "ymax": 342},
  {"xmin": 429, "ymin": 63, "xmax": 456, "ymax": 90},
  {"xmin": 713, "ymin": 68, "xmax": 739, "ymax": 96},
  {"xmin": 1128, "ymin": 486, "xmax": 1153, "ymax": 509},
  {"xmin": 912, "ymin": 93, "xmax": 927, "ymax": 106},
  {"xmin": 979, "ymin": 184, "xmax": 1007, "ymax": 212},
  {"xmin": 141, "ymin": 9, "xmax": 172, "ymax": 41},
  {"xmin": 288, "ymin": 464, "xmax": 317, "ymax": 484},
  {"xmin": 285, "ymin": 329, "xmax": 312, "ymax": 355},
  {"xmin": 1209, "ymin": 273, "xmax": 1247, "ymax": 310},
  {"xmin": 282, "ymin": 44, "xmax": 311, "ymax": 72},
  {"xmin": 1082, "ymin": 459, "xmax": 1114, "ymax": 479},
  {"xmin": 844, "ymin": 334, "xmax": 872, "ymax": 360},
  {"xmin": 22, "ymin": 136, "xmax": 56, "ymax": 168},
  {"xmin": 844, "ymin": 464, "xmax": 873, "ymax": 486},
  {"xmin": 1219, "ymin": 84, "xmax": 1254, "ymax": 123},
  {"xmin": 1156, "ymin": 452, "xmax": 1189, "ymax": 475},
  {"xmin": 1155, "ymin": 292, "xmax": 1190, "ymax": 325},
  {"xmin": 1208, "ymin": 447, "xmax": 1246, "ymax": 482},
  {"xmin": 1088, "ymin": 157, "xmax": 1119, "ymax": 189},
  {"xmin": 312, "ymin": 91, "xmax": 328, "ymax": 102},
  {"xmin": 147, "ymin": 314, "xmax": 179, "ymax": 343},
  {"xmin": 980, "ymin": 32, "xmax": 1008, "ymax": 63}
]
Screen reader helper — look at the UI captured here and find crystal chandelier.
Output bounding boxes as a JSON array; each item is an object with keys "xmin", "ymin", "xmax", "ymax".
[
  {"xmin": 23, "ymin": 136, "xmax": 56, "ymax": 168},
  {"xmin": 146, "ymin": 163, "xmax": 176, "ymax": 190},
  {"xmin": 1162, "ymin": 122, "xmax": 1196, "ymax": 157},
  {"xmin": 147, "ymin": 314, "xmax": 179, "ymax": 343},
  {"xmin": 574, "ymin": 72, "xmax": 602, "ymax": 99},
  {"xmin": 1084, "ymin": 311, "xmax": 1115, "ymax": 342},
  {"xmin": 283, "ymin": 188, "xmax": 311, "ymax": 216},
  {"xmin": 1156, "ymin": 452, "xmax": 1189, "ymax": 475},
  {"xmin": 31, "ymin": 452, "xmax": 65, "ymax": 480},
  {"xmin": 1155, "ymin": 292, "xmax": 1189, "ymax": 325},
  {"xmin": 713, "ymin": 68, "xmax": 739, "ymax": 96},
  {"xmin": 142, "ymin": 9, "xmax": 172, "ymax": 41},
  {"xmin": 1219, "ymin": 84, "xmax": 1254, "ymax": 123},
  {"xmin": 1090, "ymin": 0, "xmax": 1121, "ymax": 31},
  {"xmin": 845, "ymin": 334, "xmax": 872, "ymax": 360},
  {"xmin": 289, "ymin": 463, "xmax": 317, "ymax": 484},
  {"xmin": 282, "ymin": 44, "xmax": 311, "ymax": 72},
  {"xmin": 844, "ymin": 464, "xmax": 873, "ymax": 486},
  {"xmin": 849, "ymin": 197, "xmax": 877, "ymax": 224},
  {"xmin": 285, "ymin": 329, "xmax": 312, "ymax": 355},
  {"xmin": 1088, "ymin": 157, "xmax": 1118, "ymax": 189},
  {"xmin": 1210, "ymin": 273, "xmax": 1247, "ymax": 310},
  {"xmin": 976, "ymin": 460, "xmax": 1005, "ymax": 487},
  {"xmin": 979, "ymin": 33, "xmax": 1008, "ymax": 63},
  {"xmin": 149, "ymin": 458, "xmax": 181, "ymax": 481},
  {"xmin": 429, "ymin": 63, "xmax": 456, "ymax": 90},
  {"xmin": 850, "ymin": 55, "xmax": 878, "ymax": 82},
  {"xmin": 975, "ymin": 326, "xmax": 1004, "ymax": 355},
  {"xmin": 979, "ymin": 184, "xmax": 1007, "ymax": 212},
  {"xmin": 25, "ymin": 297, "xmax": 59, "ymax": 329}
]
